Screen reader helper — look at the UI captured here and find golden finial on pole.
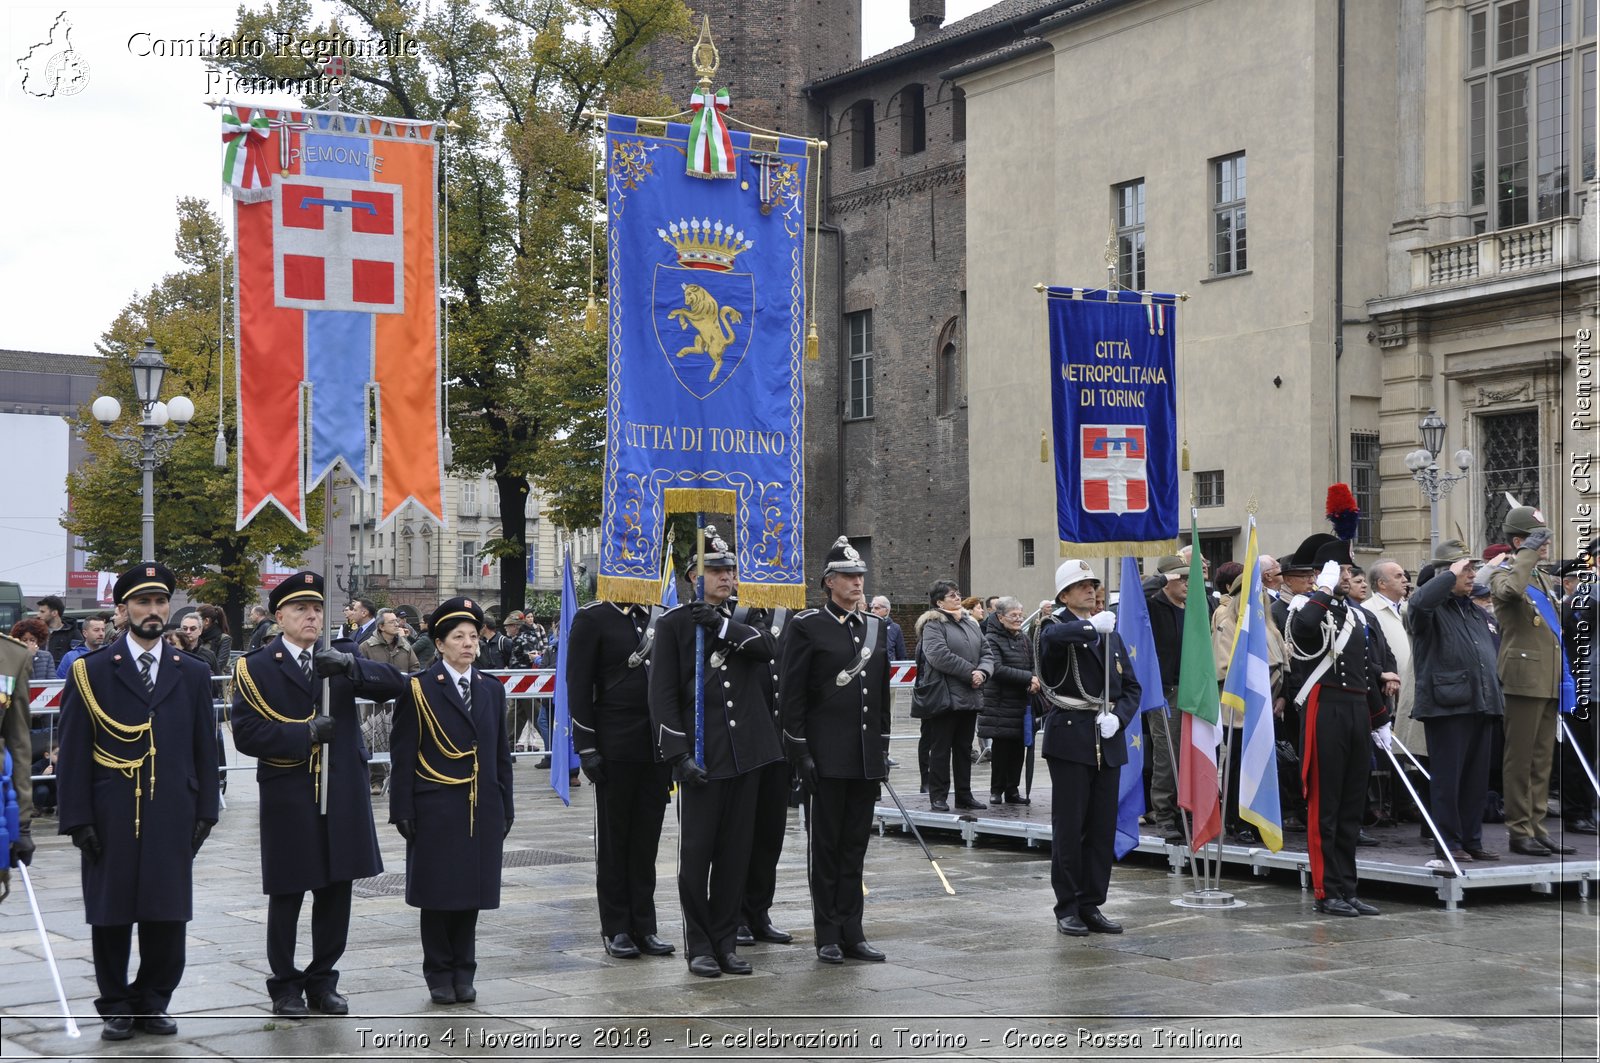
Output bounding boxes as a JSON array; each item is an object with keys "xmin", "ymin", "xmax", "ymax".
[
  {"xmin": 1246, "ymin": 494, "xmax": 1260, "ymax": 516},
  {"xmin": 691, "ymin": 15, "xmax": 720, "ymax": 93},
  {"xmin": 1040, "ymin": 430, "xmax": 1050, "ymax": 464}
]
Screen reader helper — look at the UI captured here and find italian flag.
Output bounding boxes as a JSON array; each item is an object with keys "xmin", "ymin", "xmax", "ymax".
[{"xmin": 1176, "ymin": 514, "xmax": 1223, "ymax": 849}]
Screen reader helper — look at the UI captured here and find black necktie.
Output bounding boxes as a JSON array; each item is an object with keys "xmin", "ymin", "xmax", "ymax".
[
  {"xmin": 459, "ymin": 675, "xmax": 472, "ymax": 715},
  {"xmin": 138, "ymin": 652, "xmax": 155, "ymax": 693},
  {"xmin": 300, "ymin": 650, "xmax": 314, "ymax": 684}
]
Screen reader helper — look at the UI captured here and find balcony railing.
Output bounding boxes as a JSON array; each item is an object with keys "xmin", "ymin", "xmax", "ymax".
[{"xmin": 1411, "ymin": 217, "xmax": 1582, "ymax": 290}]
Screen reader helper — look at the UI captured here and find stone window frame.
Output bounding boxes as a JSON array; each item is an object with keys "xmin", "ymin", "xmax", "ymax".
[
  {"xmin": 1350, "ymin": 430, "xmax": 1382, "ymax": 547},
  {"xmin": 1114, "ymin": 178, "xmax": 1146, "ymax": 291},
  {"xmin": 1210, "ymin": 151, "xmax": 1247, "ymax": 276},
  {"xmin": 1194, "ymin": 469, "xmax": 1225, "ymax": 508}
]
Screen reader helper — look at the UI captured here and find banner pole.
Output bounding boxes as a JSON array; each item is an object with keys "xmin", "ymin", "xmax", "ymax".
[
  {"xmin": 694, "ymin": 516, "xmax": 706, "ymax": 768},
  {"xmin": 319, "ymin": 476, "xmax": 332, "ymax": 816}
]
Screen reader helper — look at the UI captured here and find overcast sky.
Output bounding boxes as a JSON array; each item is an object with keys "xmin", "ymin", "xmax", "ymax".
[{"xmin": 1, "ymin": 1, "xmax": 992, "ymax": 358}]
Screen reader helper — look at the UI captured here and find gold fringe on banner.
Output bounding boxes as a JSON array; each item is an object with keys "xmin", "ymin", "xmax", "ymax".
[
  {"xmin": 596, "ymin": 575, "xmax": 663, "ymax": 605},
  {"xmin": 1059, "ymin": 539, "xmax": 1179, "ymax": 559},
  {"xmin": 731, "ymin": 583, "xmax": 806, "ymax": 609},
  {"xmin": 662, "ymin": 487, "xmax": 738, "ymax": 514}
]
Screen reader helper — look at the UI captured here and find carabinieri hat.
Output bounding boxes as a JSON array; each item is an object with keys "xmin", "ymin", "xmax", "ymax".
[
  {"xmin": 819, "ymin": 535, "xmax": 867, "ymax": 587},
  {"xmin": 269, "ymin": 571, "xmax": 325, "ymax": 612},
  {"xmin": 113, "ymin": 562, "xmax": 176, "ymax": 604},
  {"xmin": 429, "ymin": 596, "xmax": 485, "ymax": 642},
  {"xmin": 1283, "ymin": 533, "xmax": 1338, "ymax": 574}
]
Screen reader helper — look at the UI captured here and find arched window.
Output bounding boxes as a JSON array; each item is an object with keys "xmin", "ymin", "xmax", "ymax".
[
  {"xmin": 850, "ymin": 99, "xmax": 875, "ymax": 170},
  {"xmin": 951, "ymin": 86, "xmax": 966, "ymax": 142},
  {"xmin": 900, "ymin": 84, "xmax": 925, "ymax": 155},
  {"xmin": 935, "ymin": 316, "xmax": 962, "ymax": 415}
]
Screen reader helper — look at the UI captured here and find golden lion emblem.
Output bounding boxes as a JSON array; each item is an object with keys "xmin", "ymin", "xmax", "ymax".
[{"xmin": 667, "ymin": 283, "xmax": 743, "ymax": 382}]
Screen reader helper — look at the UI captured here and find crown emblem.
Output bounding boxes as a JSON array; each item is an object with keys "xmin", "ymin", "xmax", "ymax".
[{"xmin": 657, "ymin": 217, "xmax": 753, "ymax": 272}]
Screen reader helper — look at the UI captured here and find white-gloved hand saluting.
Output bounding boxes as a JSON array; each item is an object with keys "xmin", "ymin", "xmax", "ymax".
[{"xmin": 1315, "ymin": 560, "xmax": 1341, "ymax": 593}]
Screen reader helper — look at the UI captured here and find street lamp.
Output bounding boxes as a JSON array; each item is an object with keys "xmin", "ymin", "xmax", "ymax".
[
  {"xmin": 1403, "ymin": 407, "xmax": 1473, "ymax": 555},
  {"xmin": 90, "ymin": 337, "xmax": 194, "ymax": 561}
]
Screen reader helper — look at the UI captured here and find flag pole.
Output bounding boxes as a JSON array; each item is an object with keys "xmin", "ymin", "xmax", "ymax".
[
  {"xmin": 693, "ymin": 516, "xmax": 706, "ymax": 768},
  {"xmin": 318, "ymin": 472, "xmax": 332, "ymax": 816}
]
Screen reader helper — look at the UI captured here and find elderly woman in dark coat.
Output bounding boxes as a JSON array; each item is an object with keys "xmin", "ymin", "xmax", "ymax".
[
  {"xmin": 979, "ymin": 597, "xmax": 1038, "ymax": 805},
  {"xmin": 390, "ymin": 596, "xmax": 515, "ymax": 1006},
  {"xmin": 915, "ymin": 579, "xmax": 993, "ymax": 812}
]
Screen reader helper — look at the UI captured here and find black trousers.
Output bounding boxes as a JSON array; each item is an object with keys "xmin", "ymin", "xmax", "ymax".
[
  {"xmin": 987, "ymin": 737, "xmax": 1026, "ymax": 796},
  {"xmin": 1044, "ymin": 755, "xmax": 1118, "ymax": 919},
  {"xmin": 593, "ymin": 760, "xmax": 672, "ymax": 938},
  {"xmin": 923, "ymin": 712, "xmax": 978, "ymax": 801},
  {"xmin": 804, "ymin": 777, "xmax": 876, "ymax": 947},
  {"xmin": 419, "ymin": 908, "xmax": 479, "ymax": 989},
  {"xmin": 678, "ymin": 771, "xmax": 760, "ymax": 959},
  {"xmin": 1304, "ymin": 689, "xmax": 1370, "ymax": 901},
  {"xmin": 1560, "ymin": 706, "xmax": 1598, "ymax": 821},
  {"xmin": 1424, "ymin": 713, "xmax": 1494, "ymax": 852},
  {"xmin": 91, "ymin": 921, "xmax": 185, "ymax": 1017},
  {"xmin": 740, "ymin": 758, "xmax": 792, "ymax": 930},
  {"xmin": 265, "ymin": 881, "xmax": 353, "ymax": 1001}
]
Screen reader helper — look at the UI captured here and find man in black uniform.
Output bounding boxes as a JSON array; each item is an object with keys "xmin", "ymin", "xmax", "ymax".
[
  {"xmin": 733, "ymin": 600, "xmax": 796, "ymax": 948},
  {"xmin": 649, "ymin": 530, "xmax": 783, "ymax": 977},
  {"xmin": 1285, "ymin": 537, "xmax": 1391, "ymax": 916},
  {"xmin": 57, "ymin": 563, "xmax": 219, "ymax": 1040},
  {"xmin": 566, "ymin": 591, "xmax": 675, "ymax": 959},
  {"xmin": 779, "ymin": 536, "xmax": 892, "ymax": 964},
  {"xmin": 1035, "ymin": 559, "xmax": 1139, "ymax": 936},
  {"xmin": 230, "ymin": 572, "xmax": 408, "ymax": 1016}
]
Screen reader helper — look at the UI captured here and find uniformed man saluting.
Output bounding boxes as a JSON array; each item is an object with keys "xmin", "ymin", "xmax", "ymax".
[
  {"xmin": 230, "ymin": 571, "xmax": 408, "ymax": 1017},
  {"xmin": 649, "ymin": 529, "xmax": 783, "ymax": 977},
  {"xmin": 57, "ymin": 563, "xmax": 219, "ymax": 1041},
  {"xmin": 566, "ymin": 589, "xmax": 675, "ymax": 960},
  {"xmin": 779, "ymin": 536, "xmax": 891, "ymax": 964},
  {"xmin": 1034, "ymin": 559, "xmax": 1138, "ymax": 937}
]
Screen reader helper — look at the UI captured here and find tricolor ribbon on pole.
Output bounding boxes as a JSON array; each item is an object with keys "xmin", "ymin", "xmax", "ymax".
[
  {"xmin": 686, "ymin": 88, "xmax": 735, "ymax": 178},
  {"xmin": 221, "ymin": 109, "xmax": 272, "ymax": 199}
]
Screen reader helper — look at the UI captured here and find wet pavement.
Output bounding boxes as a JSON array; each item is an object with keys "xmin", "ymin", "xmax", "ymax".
[{"xmin": 2, "ymin": 747, "xmax": 1596, "ymax": 1061}]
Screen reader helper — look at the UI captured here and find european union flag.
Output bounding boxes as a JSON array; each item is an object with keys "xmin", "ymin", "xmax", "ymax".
[
  {"xmin": 550, "ymin": 551, "xmax": 577, "ymax": 805},
  {"xmin": 1114, "ymin": 555, "xmax": 1167, "ymax": 858}
]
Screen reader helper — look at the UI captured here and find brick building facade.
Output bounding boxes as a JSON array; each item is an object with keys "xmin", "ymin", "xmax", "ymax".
[{"xmin": 646, "ymin": 1, "xmax": 1079, "ymax": 613}]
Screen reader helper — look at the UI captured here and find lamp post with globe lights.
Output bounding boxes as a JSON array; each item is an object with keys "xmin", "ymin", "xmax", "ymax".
[
  {"xmin": 90, "ymin": 338, "xmax": 195, "ymax": 561},
  {"xmin": 1403, "ymin": 408, "xmax": 1473, "ymax": 555}
]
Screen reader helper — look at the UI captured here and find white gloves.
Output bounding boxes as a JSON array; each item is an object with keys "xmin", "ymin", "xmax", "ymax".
[
  {"xmin": 1371, "ymin": 723, "xmax": 1393, "ymax": 752},
  {"xmin": 1097, "ymin": 713, "xmax": 1119, "ymax": 739},
  {"xmin": 1315, "ymin": 560, "xmax": 1341, "ymax": 593},
  {"xmin": 1088, "ymin": 610, "xmax": 1116, "ymax": 634}
]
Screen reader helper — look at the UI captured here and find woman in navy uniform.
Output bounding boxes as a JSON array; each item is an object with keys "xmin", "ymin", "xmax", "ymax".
[
  {"xmin": 57, "ymin": 563, "xmax": 219, "ymax": 1041},
  {"xmin": 389, "ymin": 597, "xmax": 515, "ymax": 1004},
  {"xmin": 648, "ymin": 531, "xmax": 782, "ymax": 977},
  {"xmin": 779, "ymin": 536, "xmax": 892, "ymax": 964},
  {"xmin": 230, "ymin": 571, "xmax": 408, "ymax": 1016},
  {"xmin": 1035, "ymin": 559, "xmax": 1139, "ymax": 937}
]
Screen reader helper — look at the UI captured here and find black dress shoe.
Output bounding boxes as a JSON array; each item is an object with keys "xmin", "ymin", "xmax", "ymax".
[
  {"xmin": 604, "ymin": 933, "xmax": 641, "ymax": 958},
  {"xmin": 310, "ymin": 991, "xmax": 348, "ymax": 1015},
  {"xmin": 1509, "ymin": 836, "xmax": 1553, "ymax": 856},
  {"xmin": 718, "ymin": 952, "xmax": 753, "ymax": 974},
  {"xmin": 1080, "ymin": 909, "xmax": 1123, "ymax": 934},
  {"xmin": 815, "ymin": 944, "xmax": 845, "ymax": 964},
  {"xmin": 735, "ymin": 925, "xmax": 755, "ymax": 946},
  {"xmin": 1056, "ymin": 915, "xmax": 1090, "ymax": 937},
  {"xmin": 929, "ymin": 799, "xmax": 950, "ymax": 812},
  {"xmin": 135, "ymin": 1012, "xmax": 178, "ymax": 1036},
  {"xmin": 1356, "ymin": 830, "xmax": 1380, "ymax": 846},
  {"xmin": 1345, "ymin": 897, "xmax": 1380, "ymax": 916},
  {"xmin": 636, "ymin": 933, "xmax": 676, "ymax": 956},
  {"xmin": 101, "ymin": 1016, "xmax": 135, "ymax": 1041},
  {"xmin": 1003, "ymin": 790, "xmax": 1030, "ymax": 805},
  {"xmin": 1314, "ymin": 897, "xmax": 1360, "ymax": 917},
  {"xmin": 954, "ymin": 794, "xmax": 988, "ymax": 810},
  {"xmin": 1565, "ymin": 818, "xmax": 1600, "ymax": 835},
  {"xmin": 453, "ymin": 984, "xmax": 476, "ymax": 1004},
  {"xmin": 1465, "ymin": 847, "xmax": 1501, "ymax": 861},
  {"xmin": 843, "ymin": 941, "xmax": 885, "ymax": 962},
  {"xmin": 687, "ymin": 955, "xmax": 721, "ymax": 978},
  {"xmin": 751, "ymin": 922, "xmax": 793, "ymax": 944},
  {"xmin": 429, "ymin": 986, "xmax": 457, "ymax": 1005},
  {"xmin": 1536, "ymin": 836, "xmax": 1577, "ymax": 854},
  {"xmin": 271, "ymin": 996, "xmax": 310, "ymax": 1017}
]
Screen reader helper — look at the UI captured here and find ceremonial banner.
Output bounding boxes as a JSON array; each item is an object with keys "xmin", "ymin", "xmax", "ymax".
[
  {"xmin": 1113, "ymin": 555, "xmax": 1166, "ymax": 859},
  {"xmin": 1176, "ymin": 514, "xmax": 1223, "ymax": 849},
  {"xmin": 1045, "ymin": 288, "xmax": 1179, "ymax": 555},
  {"xmin": 226, "ymin": 100, "xmax": 443, "ymax": 530},
  {"xmin": 599, "ymin": 114, "xmax": 809, "ymax": 607},
  {"xmin": 550, "ymin": 551, "xmax": 577, "ymax": 805},
  {"xmin": 1221, "ymin": 516, "xmax": 1283, "ymax": 851}
]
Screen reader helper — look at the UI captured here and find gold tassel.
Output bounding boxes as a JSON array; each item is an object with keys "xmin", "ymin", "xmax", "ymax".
[
  {"xmin": 805, "ymin": 322, "xmax": 820, "ymax": 361},
  {"xmin": 584, "ymin": 292, "xmax": 599, "ymax": 334},
  {"xmin": 1040, "ymin": 430, "xmax": 1049, "ymax": 464},
  {"xmin": 1181, "ymin": 440, "xmax": 1191, "ymax": 471}
]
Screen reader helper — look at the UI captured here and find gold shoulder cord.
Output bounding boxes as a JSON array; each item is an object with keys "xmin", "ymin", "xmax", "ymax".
[
  {"xmin": 410, "ymin": 677, "xmax": 479, "ymax": 836},
  {"xmin": 71, "ymin": 657, "xmax": 155, "ymax": 838},
  {"xmin": 234, "ymin": 658, "xmax": 323, "ymax": 802}
]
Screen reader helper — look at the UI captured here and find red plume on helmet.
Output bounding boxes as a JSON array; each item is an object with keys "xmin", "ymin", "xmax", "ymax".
[{"xmin": 1325, "ymin": 483, "xmax": 1360, "ymax": 541}]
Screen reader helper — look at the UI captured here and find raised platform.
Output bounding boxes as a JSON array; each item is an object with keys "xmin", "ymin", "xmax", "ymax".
[{"xmin": 874, "ymin": 783, "xmax": 1600, "ymax": 910}]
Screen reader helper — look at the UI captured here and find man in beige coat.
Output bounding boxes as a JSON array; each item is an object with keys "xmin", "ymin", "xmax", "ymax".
[
  {"xmin": 1363, "ymin": 561, "xmax": 1419, "ymax": 756},
  {"xmin": 1491, "ymin": 506, "xmax": 1576, "ymax": 856}
]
